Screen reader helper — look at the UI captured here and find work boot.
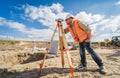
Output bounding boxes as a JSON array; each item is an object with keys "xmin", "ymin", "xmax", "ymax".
[
  {"xmin": 75, "ymin": 64, "xmax": 87, "ymax": 71},
  {"xmin": 99, "ymin": 66, "xmax": 107, "ymax": 74}
]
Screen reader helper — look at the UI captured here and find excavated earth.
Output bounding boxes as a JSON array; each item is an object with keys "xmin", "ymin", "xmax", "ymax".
[{"xmin": 0, "ymin": 44, "xmax": 120, "ymax": 78}]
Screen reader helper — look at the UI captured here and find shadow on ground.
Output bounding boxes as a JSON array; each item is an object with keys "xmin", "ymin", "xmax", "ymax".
[
  {"xmin": 107, "ymin": 50, "xmax": 120, "ymax": 58},
  {"xmin": 21, "ymin": 52, "xmax": 56, "ymax": 64},
  {"xmin": 106, "ymin": 50, "xmax": 120, "ymax": 62},
  {"xmin": 21, "ymin": 52, "xmax": 45, "ymax": 64},
  {"xmin": 0, "ymin": 67, "xmax": 100, "ymax": 78}
]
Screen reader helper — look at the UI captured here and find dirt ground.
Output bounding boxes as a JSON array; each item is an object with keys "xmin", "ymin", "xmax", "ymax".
[{"xmin": 0, "ymin": 47, "xmax": 120, "ymax": 78}]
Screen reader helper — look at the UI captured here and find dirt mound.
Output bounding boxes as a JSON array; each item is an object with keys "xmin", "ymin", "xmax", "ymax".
[{"xmin": 0, "ymin": 46, "xmax": 120, "ymax": 78}]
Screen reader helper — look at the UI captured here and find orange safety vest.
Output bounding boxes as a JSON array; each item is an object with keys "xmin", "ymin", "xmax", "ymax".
[{"xmin": 68, "ymin": 19, "xmax": 90, "ymax": 42}]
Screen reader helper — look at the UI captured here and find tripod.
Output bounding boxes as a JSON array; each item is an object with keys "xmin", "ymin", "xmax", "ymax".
[{"xmin": 39, "ymin": 18, "xmax": 74, "ymax": 78}]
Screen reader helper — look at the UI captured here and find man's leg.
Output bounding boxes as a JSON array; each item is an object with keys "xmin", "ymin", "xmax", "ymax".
[
  {"xmin": 79, "ymin": 42, "xmax": 86, "ymax": 67},
  {"xmin": 75, "ymin": 42, "xmax": 87, "ymax": 71},
  {"xmin": 84, "ymin": 42, "xmax": 107, "ymax": 74}
]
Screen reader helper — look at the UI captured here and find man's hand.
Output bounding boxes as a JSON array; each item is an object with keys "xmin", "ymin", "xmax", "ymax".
[
  {"xmin": 74, "ymin": 36, "xmax": 79, "ymax": 42},
  {"xmin": 64, "ymin": 28, "xmax": 69, "ymax": 34},
  {"xmin": 57, "ymin": 21, "xmax": 62, "ymax": 27},
  {"xmin": 85, "ymin": 38, "xmax": 90, "ymax": 42},
  {"xmin": 85, "ymin": 34, "xmax": 91, "ymax": 42}
]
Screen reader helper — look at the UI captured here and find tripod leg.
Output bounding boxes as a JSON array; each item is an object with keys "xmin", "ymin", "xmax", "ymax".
[
  {"xmin": 39, "ymin": 25, "xmax": 57, "ymax": 72},
  {"xmin": 39, "ymin": 50, "xmax": 48, "ymax": 72},
  {"xmin": 59, "ymin": 26, "xmax": 75, "ymax": 78},
  {"xmin": 59, "ymin": 36, "xmax": 65, "ymax": 68}
]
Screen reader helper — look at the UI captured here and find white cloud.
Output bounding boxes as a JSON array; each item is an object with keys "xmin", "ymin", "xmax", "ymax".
[
  {"xmin": 74, "ymin": 11, "xmax": 120, "ymax": 41},
  {"xmin": 24, "ymin": 3, "xmax": 68, "ymax": 29},
  {"xmin": 25, "ymin": 3, "xmax": 64, "ymax": 19},
  {"xmin": 75, "ymin": 11, "xmax": 104, "ymax": 24},
  {"xmin": 90, "ymin": 15, "xmax": 120, "ymax": 41},
  {"xmin": 1, "ymin": 3, "xmax": 120, "ymax": 42},
  {"xmin": 116, "ymin": 1, "xmax": 120, "ymax": 5},
  {"xmin": 0, "ymin": 16, "xmax": 56, "ymax": 41},
  {"xmin": 0, "ymin": 17, "xmax": 26, "ymax": 32}
]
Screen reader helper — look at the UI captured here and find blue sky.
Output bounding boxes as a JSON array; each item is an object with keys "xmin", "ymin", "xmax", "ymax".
[{"xmin": 0, "ymin": 0, "xmax": 120, "ymax": 41}]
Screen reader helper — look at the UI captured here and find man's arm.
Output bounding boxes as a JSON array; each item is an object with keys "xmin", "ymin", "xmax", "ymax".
[
  {"xmin": 78, "ymin": 22, "xmax": 91, "ymax": 34},
  {"xmin": 64, "ymin": 27, "xmax": 69, "ymax": 34}
]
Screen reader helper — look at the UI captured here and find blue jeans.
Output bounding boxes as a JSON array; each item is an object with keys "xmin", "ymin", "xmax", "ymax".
[{"xmin": 79, "ymin": 42, "xmax": 104, "ymax": 67}]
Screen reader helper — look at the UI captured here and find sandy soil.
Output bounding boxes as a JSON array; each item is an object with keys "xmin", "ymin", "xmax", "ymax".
[{"xmin": 0, "ymin": 48, "xmax": 120, "ymax": 78}]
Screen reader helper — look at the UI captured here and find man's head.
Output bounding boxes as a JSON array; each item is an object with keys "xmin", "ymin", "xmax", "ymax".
[{"xmin": 65, "ymin": 14, "xmax": 74, "ymax": 25}]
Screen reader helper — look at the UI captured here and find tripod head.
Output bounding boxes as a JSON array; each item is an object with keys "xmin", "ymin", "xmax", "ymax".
[
  {"xmin": 55, "ymin": 18, "xmax": 64, "ymax": 22},
  {"xmin": 55, "ymin": 18, "xmax": 64, "ymax": 27}
]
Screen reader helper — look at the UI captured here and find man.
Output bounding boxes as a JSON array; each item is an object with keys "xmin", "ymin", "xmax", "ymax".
[{"xmin": 64, "ymin": 14, "xmax": 107, "ymax": 74}]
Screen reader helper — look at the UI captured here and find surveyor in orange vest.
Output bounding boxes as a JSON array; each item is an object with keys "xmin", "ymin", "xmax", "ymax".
[{"xmin": 64, "ymin": 14, "xmax": 107, "ymax": 74}]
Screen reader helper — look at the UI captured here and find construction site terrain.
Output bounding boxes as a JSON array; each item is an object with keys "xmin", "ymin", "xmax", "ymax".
[{"xmin": 0, "ymin": 40, "xmax": 120, "ymax": 78}]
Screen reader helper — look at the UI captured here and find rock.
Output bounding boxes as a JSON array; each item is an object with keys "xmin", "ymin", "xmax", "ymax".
[{"xmin": 0, "ymin": 68, "xmax": 8, "ymax": 74}]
